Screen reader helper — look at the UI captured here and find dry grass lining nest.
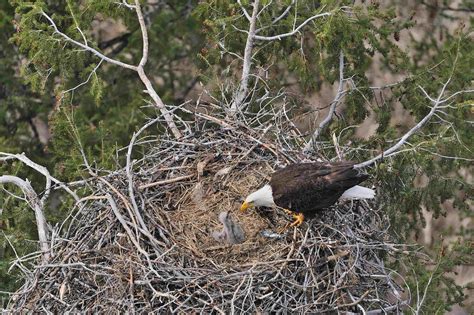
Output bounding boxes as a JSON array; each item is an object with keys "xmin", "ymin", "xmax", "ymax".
[{"xmin": 8, "ymin": 116, "xmax": 408, "ymax": 313}]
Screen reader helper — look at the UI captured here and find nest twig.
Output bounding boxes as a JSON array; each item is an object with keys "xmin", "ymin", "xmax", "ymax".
[{"xmin": 7, "ymin": 109, "xmax": 411, "ymax": 313}]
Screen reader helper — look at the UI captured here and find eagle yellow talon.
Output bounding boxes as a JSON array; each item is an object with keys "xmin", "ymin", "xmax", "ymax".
[
  {"xmin": 277, "ymin": 212, "xmax": 304, "ymax": 233},
  {"xmin": 290, "ymin": 213, "xmax": 304, "ymax": 227},
  {"xmin": 283, "ymin": 209, "xmax": 304, "ymax": 228}
]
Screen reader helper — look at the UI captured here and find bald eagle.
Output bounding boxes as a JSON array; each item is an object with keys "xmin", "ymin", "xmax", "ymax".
[{"xmin": 240, "ymin": 161, "xmax": 375, "ymax": 227}]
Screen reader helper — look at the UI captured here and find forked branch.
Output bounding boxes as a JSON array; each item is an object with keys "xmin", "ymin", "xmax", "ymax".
[
  {"xmin": 253, "ymin": 11, "xmax": 332, "ymax": 41},
  {"xmin": 41, "ymin": 1, "xmax": 182, "ymax": 139},
  {"xmin": 0, "ymin": 152, "xmax": 79, "ymax": 202},
  {"xmin": 355, "ymin": 80, "xmax": 474, "ymax": 168},
  {"xmin": 230, "ymin": 1, "xmax": 335, "ymax": 114}
]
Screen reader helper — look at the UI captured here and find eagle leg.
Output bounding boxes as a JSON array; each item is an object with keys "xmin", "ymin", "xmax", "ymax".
[
  {"xmin": 277, "ymin": 210, "xmax": 304, "ymax": 232},
  {"xmin": 290, "ymin": 213, "xmax": 304, "ymax": 227}
]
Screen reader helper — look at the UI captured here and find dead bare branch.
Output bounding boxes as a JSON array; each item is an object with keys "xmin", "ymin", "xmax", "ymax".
[
  {"xmin": 354, "ymin": 80, "xmax": 473, "ymax": 168},
  {"xmin": 230, "ymin": 0, "xmax": 260, "ymax": 114},
  {"xmin": 303, "ymin": 51, "xmax": 345, "ymax": 153},
  {"xmin": 133, "ymin": 0, "xmax": 182, "ymax": 139},
  {"xmin": 41, "ymin": 4, "xmax": 182, "ymax": 139},
  {"xmin": 0, "ymin": 176, "xmax": 50, "ymax": 262},
  {"xmin": 0, "ymin": 152, "xmax": 79, "ymax": 202},
  {"xmin": 253, "ymin": 11, "xmax": 332, "ymax": 41}
]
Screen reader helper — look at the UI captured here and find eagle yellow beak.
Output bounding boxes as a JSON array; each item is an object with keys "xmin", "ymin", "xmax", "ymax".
[{"xmin": 240, "ymin": 201, "xmax": 252, "ymax": 212}]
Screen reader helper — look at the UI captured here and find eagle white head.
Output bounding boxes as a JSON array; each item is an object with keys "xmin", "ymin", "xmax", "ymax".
[{"xmin": 240, "ymin": 184, "xmax": 275, "ymax": 212}]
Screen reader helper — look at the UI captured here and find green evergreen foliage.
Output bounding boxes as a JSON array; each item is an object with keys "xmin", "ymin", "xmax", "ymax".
[
  {"xmin": 0, "ymin": 1, "xmax": 54, "ymax": 294},
  {"xmin": 8, "ymin": 0, "xmax": 203, "ymax": 180}
]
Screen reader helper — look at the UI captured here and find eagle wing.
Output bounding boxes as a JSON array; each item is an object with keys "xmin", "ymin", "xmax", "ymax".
[{"xmin": 269, "ymin": 162, "xmax": 368, "ymax": 214}]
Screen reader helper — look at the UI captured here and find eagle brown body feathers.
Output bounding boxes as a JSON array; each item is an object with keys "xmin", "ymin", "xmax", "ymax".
[{"xmin": 269, "ymin": 161, "xmax": 368, "ymax": 216}]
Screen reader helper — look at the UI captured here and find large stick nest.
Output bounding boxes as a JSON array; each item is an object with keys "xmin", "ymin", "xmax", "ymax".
[{"xmin": 8, "ymin": 112, "xmax": 408, "ymax": 313}]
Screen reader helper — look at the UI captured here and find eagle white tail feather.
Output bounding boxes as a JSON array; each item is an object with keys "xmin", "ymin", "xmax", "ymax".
[{"xmin": 340, "ymin": 185, "xmax": 375, "ymax": 199}]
